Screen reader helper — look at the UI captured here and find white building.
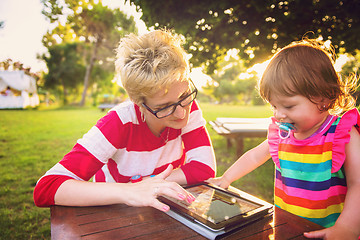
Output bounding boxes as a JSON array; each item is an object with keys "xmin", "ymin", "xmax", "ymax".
[{"xmin": 0, "ymin": 70, "xmax": 40, "ymax": 109}]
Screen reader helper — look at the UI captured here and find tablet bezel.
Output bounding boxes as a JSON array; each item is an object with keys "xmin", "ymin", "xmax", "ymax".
[{"xmin": 158, "ymin": 183, "xmax": 273, "ymax": 231}]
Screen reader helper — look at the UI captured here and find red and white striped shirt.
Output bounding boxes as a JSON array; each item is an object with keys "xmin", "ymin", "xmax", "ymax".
[{"xmin": 34, "ymin": 100, "xmax": 216, "ymax": 207}]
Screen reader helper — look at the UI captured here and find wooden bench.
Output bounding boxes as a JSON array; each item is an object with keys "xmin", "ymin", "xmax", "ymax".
[{"xmin": 209, "ymin": 118, "xmax": 270, "ymax": 156}]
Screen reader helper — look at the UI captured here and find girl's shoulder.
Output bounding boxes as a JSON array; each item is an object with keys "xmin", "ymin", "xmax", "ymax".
[
  {"xmin": 338, "ymin": 108, "xmax": 360, "ymax": 132},
  {"xmin": 332, "ymin": 108, "xmax": 360, "ymax": 172}
]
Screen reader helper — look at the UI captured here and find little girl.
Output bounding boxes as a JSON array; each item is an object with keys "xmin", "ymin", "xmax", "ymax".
[{"xmin": 208, "ymin": 40, "xmax": 360, "ymax": 239}]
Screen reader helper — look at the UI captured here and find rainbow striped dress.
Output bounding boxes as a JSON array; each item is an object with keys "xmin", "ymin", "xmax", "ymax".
[{"xmin": 268, "ymin": 108, "xmax": 360, "ymax": 227}]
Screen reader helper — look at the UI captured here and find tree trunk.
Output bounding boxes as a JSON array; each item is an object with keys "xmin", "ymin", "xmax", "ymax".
[
  {"xmin": 60, "ymin": 78, "xmax": 68, "ymax": 105},
  {"xmin": 79, "ymin": 41, "xmax": 100, "ymax": 106},
  {"xmin": 63, "ymin": 87, "xmax": 68, "ymax": 105}
]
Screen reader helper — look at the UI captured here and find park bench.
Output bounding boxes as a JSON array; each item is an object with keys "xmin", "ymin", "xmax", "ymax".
[
  {"xmin": 209, "ymin": 117, "xmax": 270, "ymax": 156},
  {"xmin": 98, "ymin": 103, "xmax": 117, "ymax": 112}
]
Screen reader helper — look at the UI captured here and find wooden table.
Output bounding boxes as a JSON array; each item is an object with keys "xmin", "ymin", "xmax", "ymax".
[
  {"xmin": 209, "ymin": 118, "xmax": 271, "ymax": 156},
  {"xmin": 51, "ymin": 204, "xmax": 323, "ymax": 239}
]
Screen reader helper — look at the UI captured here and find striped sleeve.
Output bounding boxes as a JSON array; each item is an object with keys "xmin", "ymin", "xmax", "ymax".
[
  {"xmin": 34, "ymin": 110, "xmax": 122, "ymax": 207},
  {"xmin": 180, "ymin": 101, "xmax": 216, "ymax": 184}
]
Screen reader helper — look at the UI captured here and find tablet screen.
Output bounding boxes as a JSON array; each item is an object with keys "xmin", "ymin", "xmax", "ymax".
[
  {"xmin": 189, "ymin": 184, "xmax": 260, "ymax": 224},
  {"xmin": 161, "ymin": 184, "xmax": 265, "ymax": 229}
]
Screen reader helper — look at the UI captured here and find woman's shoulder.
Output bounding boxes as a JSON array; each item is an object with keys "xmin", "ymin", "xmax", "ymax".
[
  {"xmin": 110, "ymin": 101, "xmax": 139, "ymax": 124},
  {"xmin": 95, "ymin": 101, "xmax": 139, "ymax": 128}
]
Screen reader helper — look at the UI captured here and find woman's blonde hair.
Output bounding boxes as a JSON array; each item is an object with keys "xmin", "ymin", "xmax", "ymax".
[
  {"xmin": 259, "ymin": 39, "xmax": 358, "ymax": 115},
  {"xmin": 115, "ymin": 29, "xmax": 190, "ymax": 106}
]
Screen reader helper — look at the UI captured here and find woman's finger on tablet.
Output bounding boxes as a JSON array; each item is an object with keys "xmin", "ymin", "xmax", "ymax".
[
  {"xmin": 151, "ymin": 199, "xmax": 170, "ymax": 212},
  {"xmin": 158, "ymin": 182, "xmax": 195, "ymax": 204}
]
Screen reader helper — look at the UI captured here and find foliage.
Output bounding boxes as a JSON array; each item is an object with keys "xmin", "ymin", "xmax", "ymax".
[
  {"xmin": 41, "ymin": 0, "xmax": 137, "ymax": 106},
  {"xmin": 340, "ymin": 50, "xmax": 360, "ymax": 105},
  {"xmin": 203, "ymin": 55, "xmax": 260, "ymax": 104},
  {"xmin": 41, "ymin": 42, "xmax": 86, "ymax": 104},
  {"xmin": 130, "ymin": 0, "xmax": 360, "ymax": 74}
]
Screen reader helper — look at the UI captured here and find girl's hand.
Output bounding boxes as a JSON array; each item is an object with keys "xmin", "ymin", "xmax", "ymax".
[
  {"xmin": 123, "ymin": 165, "xmax": 195, "ymax": 212},
  {"xmin": 206, "ymin": 176, "xmax": 231, "ymax": 189},
  {"xmin": 304, "ymin": 223, "xmax": 359, "ymax": 240}
]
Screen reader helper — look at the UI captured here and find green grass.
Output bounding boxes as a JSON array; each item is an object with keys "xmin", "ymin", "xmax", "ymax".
[
  {"xmin": 0, "ymin": 103, "xmax": 274, "ymax": 239},
  {"xmin": 0, "ymin": 107, "xmax": 105, "ymax": 239}
]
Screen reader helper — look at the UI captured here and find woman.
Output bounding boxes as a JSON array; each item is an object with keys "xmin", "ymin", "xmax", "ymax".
[{"xmin": 34, "ymin": 30, "xmax": 216, "ymax": 212}]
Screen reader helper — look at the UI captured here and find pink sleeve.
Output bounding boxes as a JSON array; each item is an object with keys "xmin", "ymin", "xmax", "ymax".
[
  {"xmin": 33, "ymin": 111, "xmax": 119, "ymax": 207},
  {"xmin": 267, "ymin": 117, "xmax": 281, "ymax": 169},
  {"xmin": 181, "ymin": 100, "xmax": 216, "ymax": 183},
  {"xmin": 181, "ymin": 161, "xmax": 215, "ymax": 184},
  {"xmin": 33, "ymin": 144, "xmax": 105, "ymax": 207},
  {"xmin": 181, "ymin": 125, "xmax": 216, "ymax": 183},
  {"xmin": 332, "ymin": 108, "xmax": 360, "ymax": 172},
  {"xmin": 33, "ymin": 175, "xmax": 73, "ymax": 207}
]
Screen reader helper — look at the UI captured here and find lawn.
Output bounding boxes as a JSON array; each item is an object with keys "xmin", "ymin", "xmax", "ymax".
[{"xmin": 0, "ymin": 103, "xmax": 273, "ymax": 239}]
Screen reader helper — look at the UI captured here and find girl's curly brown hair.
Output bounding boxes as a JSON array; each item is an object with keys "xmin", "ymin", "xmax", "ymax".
[{"xmin": 258, "ymin": 38, "xmax": 358, "ymax": 115}]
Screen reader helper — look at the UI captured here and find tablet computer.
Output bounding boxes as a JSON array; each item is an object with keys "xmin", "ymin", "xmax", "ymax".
[{"xmin": 159, "ymin": 183, "xmax": 273, "ymax": 232}]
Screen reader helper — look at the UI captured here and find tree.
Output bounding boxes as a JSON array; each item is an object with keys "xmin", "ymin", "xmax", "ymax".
[
  {"xmin": 340, "ymin": 50, "xmax": 360, "ymax": 106},
  {"xmin": 41, "ymin": 43, "xmax": 85, "ymax": 104},
  {"xmin": 41, "ymin": 0, "xmax": 137, "ymax": 105},
  {"xmin": 203, "ymin": 55, "xmax": 258, "ymax": 104},
  {"xmin": 130, "ymin": 0, "xmax": 360, "ymax": 74}
]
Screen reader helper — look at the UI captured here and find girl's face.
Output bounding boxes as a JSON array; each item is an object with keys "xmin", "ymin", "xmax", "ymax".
[
  {"xmin": 269, "ymin": 94, "xmax": 330, "ymax": 140},
  {"xmin": 143, "ymin": 81, "xmax": 193, "ymax": 135}
]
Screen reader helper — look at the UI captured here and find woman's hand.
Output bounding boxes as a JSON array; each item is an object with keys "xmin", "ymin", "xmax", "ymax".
[
  {"xmin": 206, "ymin": 176, "xmax": 231, "ymax": 189},
  {"xmin": 123, "ymin": 165, "xmax": 195, "ymax": 212}
]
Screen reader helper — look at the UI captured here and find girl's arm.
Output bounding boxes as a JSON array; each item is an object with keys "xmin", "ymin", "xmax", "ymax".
[
  {"xmin": 304, "ymin": 126, "xmax": 360, "ymax": 239},
  {"xmin": 207, "ymin": 139, "xmax": 271, "ymax": 188}
]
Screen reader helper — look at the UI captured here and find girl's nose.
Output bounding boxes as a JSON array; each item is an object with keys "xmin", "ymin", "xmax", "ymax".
[
  {"xmin": 173, "ymin": 105, "xmax": 186, "ymax": 119},
  {"xmin": 274, "ymin": 109, "xmax": 286, "ymax": 121}
]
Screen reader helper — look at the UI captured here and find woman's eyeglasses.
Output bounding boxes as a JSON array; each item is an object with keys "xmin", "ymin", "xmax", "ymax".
[{"xmin": 142, "ymin": 81, "xmax": 198, "ymax": 119}]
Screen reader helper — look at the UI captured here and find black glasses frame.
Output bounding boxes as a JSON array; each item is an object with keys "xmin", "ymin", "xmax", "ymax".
[{"xmin": 142, "ymin": 81, "xmax": 198, "ymax": 119}]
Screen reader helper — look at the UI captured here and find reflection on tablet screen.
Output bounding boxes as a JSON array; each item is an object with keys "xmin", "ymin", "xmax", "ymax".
[{"xmin": 172, "ymin": 185, "xmax": 261, "ymax": 224}]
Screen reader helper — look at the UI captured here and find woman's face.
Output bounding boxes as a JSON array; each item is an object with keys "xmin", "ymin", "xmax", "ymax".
[{"xmin": 143, "ymin": 81, "xmax": 194, "ymax": 134}]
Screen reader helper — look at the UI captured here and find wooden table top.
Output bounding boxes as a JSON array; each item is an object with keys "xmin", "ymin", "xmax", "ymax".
[{"xmin": 51, "ymin": 204, "xmax": 324, "ymax": 240}]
